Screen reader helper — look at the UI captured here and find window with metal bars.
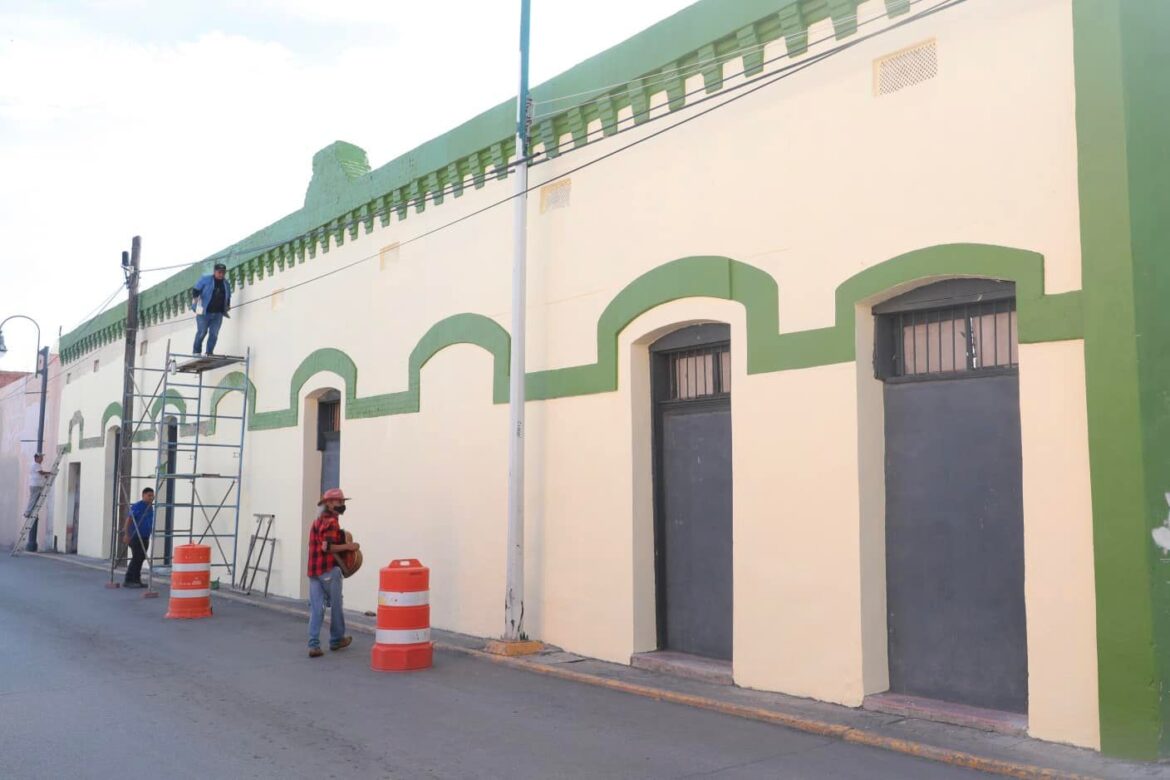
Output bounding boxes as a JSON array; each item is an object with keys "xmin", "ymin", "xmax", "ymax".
[
  {"xmin": 874, "ymin": 279, "xmax": 1018, "ymax": 380},
  {"xmin": 316, "ymin": 393, "xmax": 340, "ymax": 451},
  {"xmin": 666, "ymin": 345, "xmax": 731, "ymax": 400}
]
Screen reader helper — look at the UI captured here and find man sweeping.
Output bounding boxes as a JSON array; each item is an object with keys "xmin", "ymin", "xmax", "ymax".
[
  {"xmin": 306, "ymin": 488, "xmax": 359, "ymax": 658},
  {"xmin": 121, "ymin": 487, "xmax": 155, "ymax": 588}
]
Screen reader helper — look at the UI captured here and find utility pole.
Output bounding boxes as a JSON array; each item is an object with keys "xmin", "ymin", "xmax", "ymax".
[
  {"xmin": 35, "ymin": 346, "xmax": 48, "ymax": 454},
  {"xmin": 114, "ymin": 238, "xmax": 141, "ymax": 571},
  {"xmin": 25, "ymin": 345, "xmax": 49, "ymax": 552},
  {"xmin": 503, "ymin": 0, "xmax": 532, "ymax": 643}
]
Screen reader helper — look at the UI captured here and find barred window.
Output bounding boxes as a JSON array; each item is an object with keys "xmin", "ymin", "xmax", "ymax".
[
  {"xmin": 667, "ymin": 345, "xmax": 731, "ymax": 400},
  {"xmin": 874, "ymin": 280, "xmax": 1017, "ymax": 380}
]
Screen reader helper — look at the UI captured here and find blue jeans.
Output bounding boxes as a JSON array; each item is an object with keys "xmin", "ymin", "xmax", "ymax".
[
  {"xmin": 308, "ymin": 566, "xmax": 346, "ymax": 649},
  {"xmin": 193, "ymin": 312, "xmax": 224, "ymax": 355}
]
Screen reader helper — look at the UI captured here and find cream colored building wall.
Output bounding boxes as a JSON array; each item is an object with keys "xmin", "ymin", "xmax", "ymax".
[
  {"xmin": 53, "ymin": 0, "xmax": 1099, "ymax": 749},
  {"xmin": 57, "ymin": 338, "xmax": 126, "ymax": 560},
  {"xmin": 528, "ymin": 0, "xmax": 1082, "ymax": 377},
  {"xmin": 1018, "ymin": 341, "xmax": 1100, "ymax": 750}
]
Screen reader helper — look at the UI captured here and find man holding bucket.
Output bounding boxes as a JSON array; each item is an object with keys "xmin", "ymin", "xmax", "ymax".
[{"xmin": 306, "ymin": 488, "xmax": 360, "ymax": 658}]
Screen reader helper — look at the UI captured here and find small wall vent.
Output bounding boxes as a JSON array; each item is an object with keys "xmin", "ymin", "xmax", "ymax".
[
  {"xmin": 540, "ymin": 179, "xmax": 571, "ymax": 213},
  {"xmin": 874, "ymin": 39, "xmax": 938, "ymax": 96}
]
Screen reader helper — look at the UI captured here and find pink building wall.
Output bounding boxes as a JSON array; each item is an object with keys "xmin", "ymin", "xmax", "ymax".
[{"xmin": 0, "ymin": 354, "xmax": 62, "ymax": 549}]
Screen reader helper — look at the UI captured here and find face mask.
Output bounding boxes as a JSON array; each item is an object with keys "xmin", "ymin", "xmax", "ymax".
[{"xmin": 335, "ymin": 504, "xmax": 347, "ymax": 515}]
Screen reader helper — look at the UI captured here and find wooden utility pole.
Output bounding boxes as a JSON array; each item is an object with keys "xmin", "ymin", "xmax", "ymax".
[{"xmin": 113, "ymin": 237, "xmax": 141, "ymax": 572}]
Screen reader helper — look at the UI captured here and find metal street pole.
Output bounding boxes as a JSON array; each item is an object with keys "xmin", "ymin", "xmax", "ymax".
[
  {"xmin": 504, "ymin": 0, "xmax": 532, "ymax": 642},
  {"xmin": 27, "ymin": 346, "xmax": 49, "ymax": 551},
  {"xmin": 35, "ymin": 346, "xmax": 48, "ymax": 455}
]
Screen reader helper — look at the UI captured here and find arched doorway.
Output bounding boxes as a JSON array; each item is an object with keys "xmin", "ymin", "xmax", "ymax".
[
  {"xmin": 300, "ymin": 388, "xmax": 341, "ymax": 597},
  {"xmin": 650, "ymin": 324, "xmax": 733, "ymax": 661},
  {"xmin": 874, "ymin": 279, "xmax": 1027, "ymax": 714}
]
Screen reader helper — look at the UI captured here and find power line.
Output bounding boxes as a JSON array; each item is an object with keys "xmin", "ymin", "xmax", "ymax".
[
  {"xmin": 131, "ymin": 155, "xmax": 529, "ymax": 279},
  {"xmin": 532, "ymin": 0, "xmax": 935, "ymax": 129},
  {"xmin": 70, "ymin": 283, "xmax": 126, "ymax": 330},
  {"xmin": 135, "ymin": 0, "xmax": 936, "ymax": 287},
  {"xmin": 193, "ymin": 0, "xmax": 966, "ymax": 320},
  {"xmin": 65, "ymin": 0, "xmax": 965, "ymax": 362},
  {"xmin": 530, "ymin": 0, "xmax": 915, "ymax": 116},
  {"xmin": 0, "ymin": 282, "xmax": 128, "ymax": 405}
]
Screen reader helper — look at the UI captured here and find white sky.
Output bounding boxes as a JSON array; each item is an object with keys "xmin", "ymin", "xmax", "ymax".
[{"xmin": 0, "ymin": 0, "xmax": 698, "ymax": 371}]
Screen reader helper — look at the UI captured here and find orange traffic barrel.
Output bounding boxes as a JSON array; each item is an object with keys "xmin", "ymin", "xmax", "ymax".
[
  {"xmin": 371, "ymin": 559, "xmax": 432, "ymax": 671},
  {"xmin": 165, "ymin": 544, "xmax": 213, "ymax": 619}
]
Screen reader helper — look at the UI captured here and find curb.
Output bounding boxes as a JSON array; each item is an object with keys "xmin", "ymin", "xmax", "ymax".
[{"xmin": 25, "ymin": 552, "xmax": 1096, "ymax": 780}]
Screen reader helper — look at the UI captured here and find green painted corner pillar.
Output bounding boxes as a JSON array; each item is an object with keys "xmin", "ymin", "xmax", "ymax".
[{"xmin": 1074, "ymin": 0, "xmax": 1170, "ymax": 760}]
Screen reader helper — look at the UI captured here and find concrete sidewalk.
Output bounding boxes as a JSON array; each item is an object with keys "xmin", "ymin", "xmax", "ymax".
[{"xmin": 30, "ymin": 550, "xmax": 1170, "ymax": 780}]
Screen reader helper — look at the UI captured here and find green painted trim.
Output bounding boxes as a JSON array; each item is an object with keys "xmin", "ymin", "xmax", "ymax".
[
  {"xmin": 57, "ymin": 0, "xmax": 924, "ymax": 366},
  {"xmin": 203, "ymin": 371, "xmax": 256, "ymax": 437},
  {"xmin": 65, "ymin": 247, "xmax": 1080, "ymax": 443},
  {"xmin": 246, "ymin": 314, "xmax": 510, "ymax": 430},
  {"xmin": 150, "ymin": 389, "xmax": 187, "ymax": 427},
  {"xmin": 67, "ymin": 402, "xmax": 123, "ymax": 450},
  {"xmin": 528, "ymin": 244, "xmax": 1079, "ymax": 400},
  {"xmin": 250, "ymin": 348, "xmax": 357, "ymax": 431},
  {"xmin": 1073, "ymin": 0, "xmax": 1170, "ymax": 760}
]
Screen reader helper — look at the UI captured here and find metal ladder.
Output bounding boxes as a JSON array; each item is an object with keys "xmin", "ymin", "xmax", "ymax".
[
  {"xmin": 11, "ymin": 445, "xmax": 67, "ymax": 555},
  {"xmin": 237, "ymin": 513, "xmax": 277, "ymax": 595}
]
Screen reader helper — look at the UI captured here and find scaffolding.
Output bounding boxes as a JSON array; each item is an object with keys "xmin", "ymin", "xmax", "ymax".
[{"xmin": 107, "ymin": 341, "xmax": 251, "ymax": 593}]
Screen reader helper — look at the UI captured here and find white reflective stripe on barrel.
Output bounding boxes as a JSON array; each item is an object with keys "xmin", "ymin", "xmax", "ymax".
[
  {"xmin": 171, "ymin": 588, "xmax": 211, "ymax": 598},
  {"xmin": 172, "ymin": 562, "xmax": 210, "ymax": 572},
  {"xmin": 378, "ymin": 590, "xmax": 429, "ymax": 607},
  {"xmin": 375, "ymin": 628, "xmax": 430, "ymax": 645}
]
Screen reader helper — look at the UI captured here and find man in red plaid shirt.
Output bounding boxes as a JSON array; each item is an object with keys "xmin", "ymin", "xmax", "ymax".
[{"xmin": 307, "ymin": 488, "xmax": 360, "ymax": 657}]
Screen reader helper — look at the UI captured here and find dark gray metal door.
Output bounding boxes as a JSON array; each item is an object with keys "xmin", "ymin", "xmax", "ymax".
[
  {"xmin": 321, "ymin": 439, "xmax": 340, "ymax": 492},
  {"xmin": 318, "ymin": 398, "xmax": 340, "ymax": 493},
  {"xmin": 67, "ymin": 463, "xmax": 80, "ymax": 554},
  {"xmin": 884, "ymin": 373, "xmax": 1028, "ymax": 713},
  {"xmin": 163, "ymin": 421, "xmax": 177, "ymax": 565},
  {"xmin": 653, "ymin": 325, "xmax": 733, "ymax": 661}
]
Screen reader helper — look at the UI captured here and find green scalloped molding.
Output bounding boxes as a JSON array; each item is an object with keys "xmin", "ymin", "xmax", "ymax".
[{"xmin": 64, "ymin": 244, "xmax": 1082, "ymax": 450}]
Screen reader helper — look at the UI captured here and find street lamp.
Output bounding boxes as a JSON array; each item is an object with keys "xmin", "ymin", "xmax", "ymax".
[{"xmin": 0, "ymin": 314, "xmax": 50, "ymax": 552}]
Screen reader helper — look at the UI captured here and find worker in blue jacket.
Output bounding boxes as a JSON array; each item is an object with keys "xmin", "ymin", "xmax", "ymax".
[{"xmin": 190, "ymin": 262, "xmax": 231, "ymax": 356}]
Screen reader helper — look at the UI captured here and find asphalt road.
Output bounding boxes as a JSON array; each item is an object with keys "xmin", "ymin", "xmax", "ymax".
[{"xmin": 0, "ymin": 554, "xmax": 988, "ymax": 779}]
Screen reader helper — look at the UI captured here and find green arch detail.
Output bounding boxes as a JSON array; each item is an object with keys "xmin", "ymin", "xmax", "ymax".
[
  {"xmin": 69, "ymin": 401, "xmax": 124, "ymax": 450},
  {"xmin": 249, "ymin": 314, "xmax": 510, "ymax": 430},
  {"xmin": 63, "ymin": 245, "xmax": 1081, "ymax": 436},
  {"xmin": 150, "ymin": 389, "xmax": 187, "ymax": 426},
  {"xmin": 248, "ymin": 348, "xmax": 355, "ymax": 430},
  {"xmin": 99, "ymin": 401, "xmax": 122, "ymax": 431},
  {"xmin": 192, "ymin": 371, "xmax": 258, "ymax": 436},
  {"xmin": 64, "ymin": 410, "xmax": 84, "ymax": 452},
  {"xmin": 525, "ymin": 244, "xmax": 1082, "ymax": 400}
]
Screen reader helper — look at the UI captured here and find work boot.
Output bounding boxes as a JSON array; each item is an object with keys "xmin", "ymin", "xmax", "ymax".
[
  {"xmin": 330, "ymin": 636, "xmax": 352, "ymax": 652},
  {"xmin": 308, "ymin": 647, "xmax": 324, "ymax": 658}
]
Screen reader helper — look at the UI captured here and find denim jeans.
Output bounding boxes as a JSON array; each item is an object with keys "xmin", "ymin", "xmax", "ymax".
[
  {"xmin": 23, "ymin": 486, "xmax": 41, "ymax": 517},
  {"xmin": 193, "ymin": 312, "xmax": 225, "ymax": 355},
  {"xmin": 23, "ymin": 487, "xmax": 42, "ymax": 551},
  {"xmin": 308, "ymin": 565, "xmax": 346, "ymax": 649}
]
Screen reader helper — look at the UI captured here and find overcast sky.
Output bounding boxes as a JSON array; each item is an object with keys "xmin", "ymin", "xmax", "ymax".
[{"xmin": 0, "ymin": 0, "xmax": 697, "ymax": 372}]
